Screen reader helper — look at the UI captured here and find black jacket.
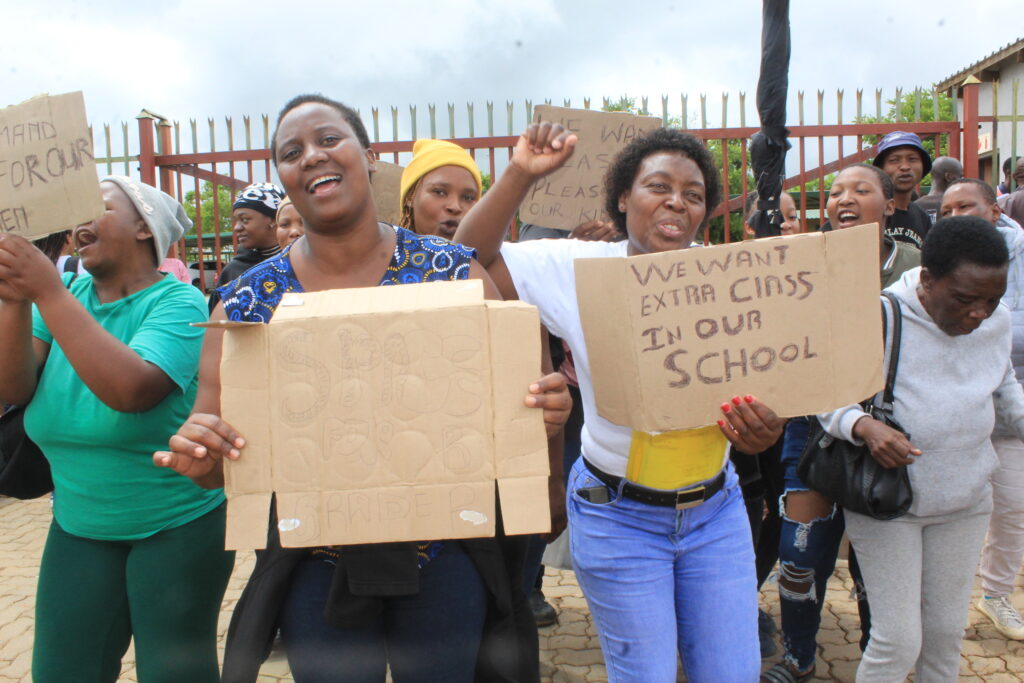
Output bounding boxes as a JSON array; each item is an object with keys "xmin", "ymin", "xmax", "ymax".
[{"xmin": 222, "ymin": 504, "xmax": 539, "ymax": 683}]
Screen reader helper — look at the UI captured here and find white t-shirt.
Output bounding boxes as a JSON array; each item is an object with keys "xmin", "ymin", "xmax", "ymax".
[
  {"xmin": 502, "ymin": 238, "xmax": 635, "ymax": 476},
  {"xmin": 55, "ymin": 254, "xmax": 86, "ymax": 275}
]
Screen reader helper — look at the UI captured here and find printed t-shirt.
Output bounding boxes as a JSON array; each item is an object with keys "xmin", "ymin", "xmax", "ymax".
[
  {"xmin": 218, "ymin": 225, "xmax": 475, "ymax": 567},
  {"xmin": 885, "ymin": 204, "xmax": 931, "ymax": 249},
  {"xmin": 501, "ymin": 239, "xmax": 728, "ymax": 487},
  {"xmin": 25, "ymin": 273, "xmax": 223, "ymax": 540}
]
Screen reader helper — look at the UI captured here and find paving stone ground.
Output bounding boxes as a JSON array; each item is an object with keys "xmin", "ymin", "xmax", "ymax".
[{"xmin": 3, "ymin": 495, "xmax": 1024, "ymax": 682}]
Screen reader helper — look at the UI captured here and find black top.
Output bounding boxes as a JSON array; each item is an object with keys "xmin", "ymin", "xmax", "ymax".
[
  {"xmin": 885, "ymin": 203, "xmax": 931, "ymax": 249},
  {"xmin": 912, "ymin": 194, "xmax": 942, "ymax": 225}
]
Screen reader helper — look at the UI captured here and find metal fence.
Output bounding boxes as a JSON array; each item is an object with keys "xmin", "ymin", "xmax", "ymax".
[{"xmin": 89, "ymin": 83, "xmax": 1000, "ymax": 290}]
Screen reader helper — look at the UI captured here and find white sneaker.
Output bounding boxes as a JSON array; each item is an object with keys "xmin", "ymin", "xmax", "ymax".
[{"xmin": 977, "ymin": 596, "xmax": 1024, "ymax": 639}]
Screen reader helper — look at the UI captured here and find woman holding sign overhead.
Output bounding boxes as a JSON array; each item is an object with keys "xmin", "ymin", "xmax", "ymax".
[
  {"xmin": 0, "ymin": 177, "xmax": 233, "ymax": 683},
  {"xmin": 155, "ymin": 94, "xmax": 572, "ymax": 683},
  {"xmin": 454, "ymin": 123, "xmax": 784, "ymax": 681}
]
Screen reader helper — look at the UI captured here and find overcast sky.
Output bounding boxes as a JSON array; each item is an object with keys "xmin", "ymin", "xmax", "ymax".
[{"xmin": 5, "ymin": 1, "xmax": 1021, "ymax": 144}]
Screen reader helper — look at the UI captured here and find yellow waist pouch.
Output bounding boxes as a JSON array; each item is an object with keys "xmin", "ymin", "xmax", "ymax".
[{"xmin": 626, "ymin": 425, "xmax": 728, "ymax": 490}]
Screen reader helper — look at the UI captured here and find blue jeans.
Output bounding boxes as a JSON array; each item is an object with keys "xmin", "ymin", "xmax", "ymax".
[
  {"xmin": 567, "ymin": 457, "xmax": 759, "ymax": 682},
  {"xmin": 279, "ymin": 542, "xmax": 487, "ymax": 683},
  {"xmin": 777, "ymin": 417, "xmax": 868, "ymax": 672}
]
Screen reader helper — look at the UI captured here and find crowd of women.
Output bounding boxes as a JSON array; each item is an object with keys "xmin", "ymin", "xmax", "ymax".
[{"xmin": 1, "ymin": 93, "xmax": 1023, "ymax": 683}]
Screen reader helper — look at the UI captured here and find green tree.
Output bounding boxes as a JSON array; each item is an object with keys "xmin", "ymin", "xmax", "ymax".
[
  {"xmin": 857, "ymin": 90, "xmax": 956, "ymax": 183},
  {"xmin": 183, "ymin": 182, "xmax": 234, "ymax": 236},
  {"xmin": 596, "ymin": 97, "xmax": 754, "ymax": 242},
  {"xmin": 602, "ymin": 95, "xmax": 652, "ymax": 117},
  {"xmin": 703, "ymin": 139, "xmax": 756, "ymax": 243}
]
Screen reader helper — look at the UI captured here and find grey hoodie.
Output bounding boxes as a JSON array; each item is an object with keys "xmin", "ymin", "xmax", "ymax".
[
  {"xmin": 819, "ymin": 267, "xmax": 1024, "ymax": 517},
  {"xmin": 993, "ymin": 214, "xmax": 1024, "ymax": 438}
]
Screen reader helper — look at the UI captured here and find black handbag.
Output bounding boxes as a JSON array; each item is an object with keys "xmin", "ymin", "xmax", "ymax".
[
  {"xmin": 796, "ymin": 291, "xmax": 913, "ymax": 520},
  {"xmin": 0, "ymin": 405, "xmax": 53, "ymax": 499},
  {"xmin": 0, "ymin": 273, "xmax": 78, "ymax": 500}
]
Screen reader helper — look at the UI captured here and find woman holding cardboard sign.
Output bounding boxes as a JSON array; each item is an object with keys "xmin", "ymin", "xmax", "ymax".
[
  {"xmin": 0, "ymin": 177, "xmax": 233, "ymax": 683},
  {"xmin": 155, "ymin": 94, "xmax": 572, "ymax": 683},
  {"xmin": 453, "ymin": 124, "xmax": 784, "ymax": 681}
]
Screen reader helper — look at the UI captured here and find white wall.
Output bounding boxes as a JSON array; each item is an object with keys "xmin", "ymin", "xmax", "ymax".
[{"xmin": 974, "ymin": 62, "xmax": 1024, "ymax": 175}]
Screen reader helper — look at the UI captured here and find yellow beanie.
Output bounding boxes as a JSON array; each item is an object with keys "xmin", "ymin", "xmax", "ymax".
[
  {"xmin": 276, "ymin": 196, "xmax": 293, "ymax": 222},
  {"xmin": 399, "ymin": 139, "xmax": 483, "ymax": 211}
]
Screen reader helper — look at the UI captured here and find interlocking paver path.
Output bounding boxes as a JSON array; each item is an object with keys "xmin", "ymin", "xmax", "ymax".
[{"xmin": 3, "ymin": 495, "xmax": 1023, "ymax": 682}]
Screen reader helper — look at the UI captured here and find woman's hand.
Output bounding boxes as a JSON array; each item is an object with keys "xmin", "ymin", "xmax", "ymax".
[
  {"xmin": 509, "ymin": 122, "xmax": 578, "ymax": 180},
  {"xmin": 525, "ymin": 372, "xmax": 572, "ymax": 438},
  {"xmin": 0, "ymin": 235, "xmax": 65, "ymax": 303},
  {"xmin": 153, "ymin": 413, "xmax": 246, "ymax": 489},
  {"xmin": 851, "ymin": 416, "xmax": 922, "ymax": 469},
  {"xmin": 717, "ymin": 395, "xmax": 785, "ymax": 453},
  {"xmin": 569, "ymin": 219, "xmax": 619, "ymax": 242}
]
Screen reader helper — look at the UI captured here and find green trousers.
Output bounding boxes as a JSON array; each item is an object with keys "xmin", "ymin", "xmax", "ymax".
[{"xmin": 32, "ymin": 503, "xmax": 235, "ymax": 683}]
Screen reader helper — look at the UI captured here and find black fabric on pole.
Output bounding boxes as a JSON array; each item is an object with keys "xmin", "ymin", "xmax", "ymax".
[{"xmin": 750, "ymin": 0, "xmax": 791, "ymax": 238}]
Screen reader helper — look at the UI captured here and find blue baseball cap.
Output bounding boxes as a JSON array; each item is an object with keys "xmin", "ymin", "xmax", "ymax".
[{"xmin": 872, "ymin": 131, "xmax": 933, "ymax": 176}]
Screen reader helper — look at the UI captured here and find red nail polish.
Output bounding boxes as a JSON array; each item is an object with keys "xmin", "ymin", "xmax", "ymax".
[
  {"xmin": 732, "ymin": 396, "xmax": 742, "ymax": 406},
  {"xmin": 721, "ymin": 403, "xmax": 731, "ymax": 413},
  {"xmin": 717, "ymin": 419, "xmax": 725, "ymax": 427},
  {"xmin": 744, "ymin": 395, "xmax": 754, "ymax": 404}
]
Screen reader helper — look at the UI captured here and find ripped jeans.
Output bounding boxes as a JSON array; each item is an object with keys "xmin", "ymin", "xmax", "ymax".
[{"xmin": 777, "ymin": 417, "xmax": 870, "ymax": 672}]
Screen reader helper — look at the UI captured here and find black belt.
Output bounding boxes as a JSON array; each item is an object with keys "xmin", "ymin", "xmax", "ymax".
[{"xmin": 582, "ymin": 458, "xmax": 726, "ymax": 510}]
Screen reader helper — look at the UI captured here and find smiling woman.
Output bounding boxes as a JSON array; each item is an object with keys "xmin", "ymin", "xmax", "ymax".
[{"xmin": 155, "ymin": 93, "xmax": 574, "ymax": 683}]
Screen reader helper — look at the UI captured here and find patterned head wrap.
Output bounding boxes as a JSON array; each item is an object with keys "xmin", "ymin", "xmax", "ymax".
[{"xmin": 233, "ymin": 182, "xmax": 285, "ymax": 218}]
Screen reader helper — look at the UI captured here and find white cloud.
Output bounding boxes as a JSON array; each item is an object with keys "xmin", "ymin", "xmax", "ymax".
[{"xmin": 3, "ymin": 0, "xmax": 1021, "ymax": 136}]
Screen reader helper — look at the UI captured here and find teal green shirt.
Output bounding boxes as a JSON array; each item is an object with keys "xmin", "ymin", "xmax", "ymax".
[{"xmin": 24, "ymin": 273, "xmax": 224, "ymax": 540}]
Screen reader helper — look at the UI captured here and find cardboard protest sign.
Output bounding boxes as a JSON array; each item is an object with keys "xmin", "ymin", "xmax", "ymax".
[
  {"xmin": 575, "ymin": 223, "xmax": 884, "ymax": 432},
  {"xmin": 203, "ymin": 280, "xmax": 550, "ymax": 550},
  {"xmin": 519, "ymin": 105, "xmax": 662, "ymax": 231},
  {"xmin": 372, "ymin": 160, "xmax": 404, "ymax": 226},
  {"xmin": 0, "ymin": 92, "xmax": 104, "ymax": 238}
]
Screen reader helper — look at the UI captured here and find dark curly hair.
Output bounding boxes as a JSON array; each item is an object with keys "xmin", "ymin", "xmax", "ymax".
[
  {"xmin": 922, "ymin": 215, "xmax": 1008, "ymax": 279},
  {"xmin": 603, "ymin": 128, "xmax": 721, "ymax": 234},
  {"xmin": 271, "ymin": 94, "xmax": 371, "ymax": 164}
]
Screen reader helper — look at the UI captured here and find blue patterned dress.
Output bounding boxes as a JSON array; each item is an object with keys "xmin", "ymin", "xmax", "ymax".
[{"xmin": 217, "ymin": 225, "xmax": 476, "ymax": 567}]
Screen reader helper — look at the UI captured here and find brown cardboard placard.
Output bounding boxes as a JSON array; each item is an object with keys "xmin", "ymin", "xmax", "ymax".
[
  {"xmin": 0, "ymin": 92, "xmax": 104, "ymax": 238},
  {"xmin": 519, "ymin": 105, "xmax": 662, "ymax": 231},
  {"xmin": 205, "ymin": 280, "xmax": 550, "ymax": 550},
  {"xmin": 574, "ymin": 223, "xmax": 884, "ymax": 432},
  {"xmin": 372, "ymin": 160, "xmax": 404, "ymax": 226}
]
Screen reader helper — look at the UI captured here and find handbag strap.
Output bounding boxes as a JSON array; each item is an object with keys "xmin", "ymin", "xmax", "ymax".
[{"xmin": 879, "ymin": 291, "xmax": 902, "ymax": 411}]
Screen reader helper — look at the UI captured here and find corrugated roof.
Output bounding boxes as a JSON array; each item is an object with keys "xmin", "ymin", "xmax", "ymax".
[{"xmin": 935, "ymin": 37, "xmax": 1024, "ymax": 92}]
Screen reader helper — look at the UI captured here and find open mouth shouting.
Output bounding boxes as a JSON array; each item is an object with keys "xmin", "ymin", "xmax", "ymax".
[
  {"xmin": 656, "ymin": 219, "xmax": 687, "ymax": 240},
  {"xmin": 73, "ymin": 226, "xmax": 98, "ymax": 252},
  {"xmin": 306, "ymin": 174, "xmax": 342, "ymax": 195},
  {"xmin": 835, "ymin": 210, "xmax": 860, "ymax": 228}
]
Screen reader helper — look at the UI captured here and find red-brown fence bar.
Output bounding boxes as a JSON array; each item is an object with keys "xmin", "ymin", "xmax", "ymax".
[{"xmin": 126, "ymin": 87, "xmax": 981, "ymax": 291}]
